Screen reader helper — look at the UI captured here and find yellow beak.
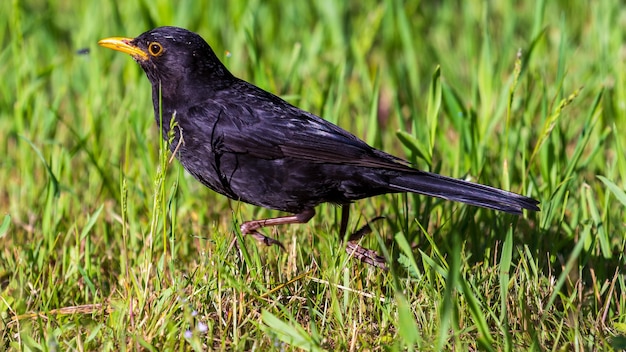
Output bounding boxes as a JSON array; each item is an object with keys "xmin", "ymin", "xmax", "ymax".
[{"xmin": 98, "ymin": 37, "xmax": 149, "ymax": 61}]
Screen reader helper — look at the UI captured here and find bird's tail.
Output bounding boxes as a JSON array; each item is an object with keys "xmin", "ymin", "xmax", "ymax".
[{"xmin": 387, "ymin": 171, "xmax": 539, "ymax": 214}]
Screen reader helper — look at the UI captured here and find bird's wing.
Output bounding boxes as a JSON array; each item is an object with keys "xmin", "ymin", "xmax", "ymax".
[{"xmin": 184, "ymin": 95, "xmax": 414, "ymax": 172}]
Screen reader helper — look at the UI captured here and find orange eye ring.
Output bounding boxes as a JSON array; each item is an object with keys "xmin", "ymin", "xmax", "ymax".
[{"xmin": 148, "ymin": 42, "xmax": 163, "ymax": 56}]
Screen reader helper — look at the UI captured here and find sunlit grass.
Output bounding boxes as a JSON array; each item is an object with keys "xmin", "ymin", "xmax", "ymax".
[{"xmin": 1, "ymin": 0, "xmax": 625, "ymax": 350}]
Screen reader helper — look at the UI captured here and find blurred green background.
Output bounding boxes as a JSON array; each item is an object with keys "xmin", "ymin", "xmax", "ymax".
[{"xmin": 1, "ymin": 0, "xmax": 625, "ymax": 350}]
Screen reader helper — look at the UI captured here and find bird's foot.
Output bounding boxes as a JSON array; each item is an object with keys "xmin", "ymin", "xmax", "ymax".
[
  {"xmin": 247, "ymin": 230, "xmax": 285, "ymax": 250},
  {"xmin": 234, "ymin": 210, "xmax": 315, "ymax": 252},
  {"xmin": 344, "ymin": 216, "xmax": 387, "ymax": 270},
  {"xmin": 228, "ymin": 229, "xmax": 285, "ymax": 255},
  {"xmin": 345, "ymin": 242, "xmax": 387, "ymax": 270}
]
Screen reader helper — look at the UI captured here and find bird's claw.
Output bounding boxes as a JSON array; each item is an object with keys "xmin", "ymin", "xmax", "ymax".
[
  {"xmin": 344, "ymin": 216, "xmax": 388, "ymax": 270},
  {"xmin": 227, "ymin": 229, "xmax": 285, "ymax": 259},
  {"xmin": 345, "ymin": 242, "xmax": 387, "ymax": 270},
  {"xmin": 248, "ymin": 230, "xmax": 285, "ymax": 250}
]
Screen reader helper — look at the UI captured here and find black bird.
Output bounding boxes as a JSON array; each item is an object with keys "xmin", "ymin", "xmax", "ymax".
[{"xmin": 98, "ymin": 26, "xmax": 539, "ymax": 268}]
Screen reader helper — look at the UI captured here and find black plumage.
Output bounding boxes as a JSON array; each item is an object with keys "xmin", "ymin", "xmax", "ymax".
[{"xmin": 99, "ymin": 26, "xmax": 539, "ymax": 268}]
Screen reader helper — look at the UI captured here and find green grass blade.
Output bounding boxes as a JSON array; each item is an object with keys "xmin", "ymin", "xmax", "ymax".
[
  {"xmin": 261, "ymin": 310, "xmax": 322, "ymax": 351},
  {"xmin": 499, "ymin": 227, "xmax": 514, "ymax": 350},
  {"xmin": 426, "ymin": 65, "xmax": 441, "ymax": 162},
  {"xmin": 598, "ymin": 176, "xmax": 626, "ymax": 207},
  {"xmin": 0, "ymin": 215, "xmax": 10, "ymax": 238}
]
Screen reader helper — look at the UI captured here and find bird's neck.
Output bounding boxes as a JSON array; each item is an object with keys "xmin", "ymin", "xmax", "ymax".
[{"xmin": 149, "ymin": 75, "xmax": 234, "ymax": 139}]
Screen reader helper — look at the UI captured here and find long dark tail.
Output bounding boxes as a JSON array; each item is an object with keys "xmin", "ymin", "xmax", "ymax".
[{"xmin": 388, "ymin": 171, "xmax": 540, "ymax": 214}]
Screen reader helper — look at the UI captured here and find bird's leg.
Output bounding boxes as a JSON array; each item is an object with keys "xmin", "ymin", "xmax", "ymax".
[
  {"xmin": 239, "ymin": 208, "xmax": 316, "ymax": 250},
  {"xmin": 340, "ymin": 206, "xmax": 387, "ymax": 269}
]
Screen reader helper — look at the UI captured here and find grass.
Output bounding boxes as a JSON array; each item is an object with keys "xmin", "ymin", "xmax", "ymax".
[{"xmin": 1, "ymin": 0, "xmax": 625, "ymax": 350}]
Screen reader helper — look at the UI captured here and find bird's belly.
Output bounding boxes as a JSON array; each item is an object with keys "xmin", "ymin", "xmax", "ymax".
[
  {"xmin": 224, "ymin": 156, "xmax": 347, "ymax": 212},
  {"xmin": 176, "ymin": 148, "xmax": 390, "ymax": 212},
  {"xmin": 230, "ymin": 156, "xmax": 399, "ymax": 212}
]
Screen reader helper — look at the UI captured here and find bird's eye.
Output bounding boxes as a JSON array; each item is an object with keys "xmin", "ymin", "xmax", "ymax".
[{"xmin": 148, "ymin": 42, "xmax": 163, "ymax": 57}]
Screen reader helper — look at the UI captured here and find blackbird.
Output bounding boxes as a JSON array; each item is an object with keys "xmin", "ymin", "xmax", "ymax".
[{"xmin": 98, "ymin": 26, "xmax": 539, "ymax": 268}]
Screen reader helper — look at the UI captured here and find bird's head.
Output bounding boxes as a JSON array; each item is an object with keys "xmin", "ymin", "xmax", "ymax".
[{"xmin": 98, "ymin": 26, "xmax": 232, "ymax": 91}]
